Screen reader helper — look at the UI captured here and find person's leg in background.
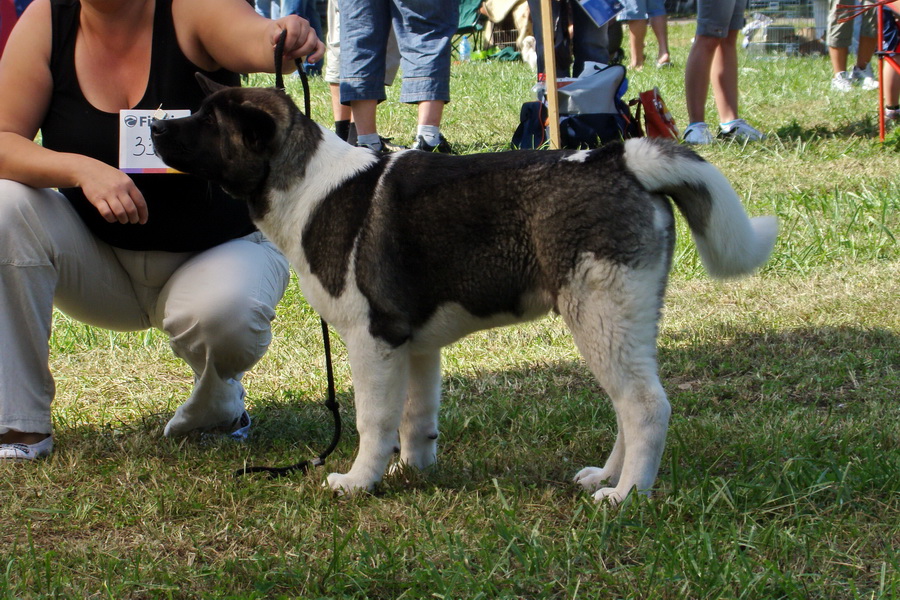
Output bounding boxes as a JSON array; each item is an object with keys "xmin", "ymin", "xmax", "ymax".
[
  {"xmin": 324, "ymin": 0, "xmax": 354, "ymax": 142},
  {"xmin": 684, "ymin": 0, "xmax": 763, "ymax": 143},
  {"xmin": 647, "ymin": 0, "xmax": 670, "ymax": 67},
  {"xmin": 393, "ymin": 0, "xmax": 457, "ymax": 152},
  {"xmin": 340, "ymin": 0, "xmax": 392, "ymax": 153},
  {"xmin": 618, "ymin": 0, "xmax": 648, "ymax": 70},
  {"xmin": 827, "ymin": 0, "xmax": 878, "ymax": 91},
  {"xmin": 882, "ymin": 5, "xmax": 900, "ymax": 122}
]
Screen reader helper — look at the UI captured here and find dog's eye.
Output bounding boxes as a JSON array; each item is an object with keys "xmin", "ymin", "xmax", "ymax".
[{"xmin": 201, "ymin": 112, "xmax": 217, "ymax": 127}]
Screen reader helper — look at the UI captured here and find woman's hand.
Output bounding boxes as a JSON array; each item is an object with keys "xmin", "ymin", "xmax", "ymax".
[
  {"xmin": 77, "ymin": 161, "xmax": 149, "ymax": 225},
  {"xmin": 270, "ymin": 14, "xmax": 325, "ymax": 65}
]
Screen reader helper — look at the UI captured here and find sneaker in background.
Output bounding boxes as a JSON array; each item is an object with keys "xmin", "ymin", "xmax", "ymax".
[
  {"xmin": 682, "ymin": 122, "xmax": 715, "ymax": 145},
  {"xmin": 718, "ymin": 118, "xmax": 765, "ymax": 142},
  {"xmin": 411, "ymin": 134, "xmax": 453, "ymax": 153},
  {"xmin": 886, "ymin": 107, "xmax": 900, "ymax": 126},
  {"xmin": 831, "ymin": 71, "xmax": 854, "ymax": 92},
  {"xmin": 0, "ymin": 436, "xmax": 53, "ymax": 461},
  {"xmin": 851, "ymin": 65, "xmax": 879, "ymax": 91},
  {"xmin": 356, "ymin": 136, "xmax": 406, "ymax": 156}
]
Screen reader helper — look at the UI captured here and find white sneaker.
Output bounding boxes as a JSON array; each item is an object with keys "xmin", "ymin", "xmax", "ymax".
[
  {"xmin": 851, "ymin": 65, "xmax": 878, "ymax": 91},
  {"xmin": 886, "ymin": 107, "xmax": 900, "ymax": 126},
  {"xmin": 0, "ymin": 436, "xmax": 53, "ymax": 461},
  {"xmin": 718, "ymin": 118, "xmax": 765, "ymax": 141},
  {"xmin": 831, "ymin": 71, "xmax": 854, "ymax": 92},
  {"xmin": 682, "ymin": 122, "xmax": 714, "ymax": 144}
]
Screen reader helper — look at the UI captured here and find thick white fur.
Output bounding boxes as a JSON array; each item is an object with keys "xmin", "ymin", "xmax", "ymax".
[
  {"xmin": 567, "ymin": 247, "xmax": 674, "ymax": 504},
  {"xmin": 623, "ymin": 138, "xmax": 778, "ymax": 279},
  {"xmin": 253, "ymin": 131, "xmax": 773, "ymax": 503}
]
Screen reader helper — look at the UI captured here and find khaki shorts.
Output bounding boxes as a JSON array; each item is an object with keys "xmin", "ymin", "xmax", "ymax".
[{"xmin": 827, "ymin": 0, "xmax": 877, "ymax": 48}]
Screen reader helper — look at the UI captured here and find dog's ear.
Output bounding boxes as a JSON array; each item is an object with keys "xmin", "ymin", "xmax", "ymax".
[
  {"xmin": 236, "ymin": 103, "xmax": 278, "ymax": 153},
  {"xmin": 195, "ymin": 72, "xmax": 230, "ymax": 97}
]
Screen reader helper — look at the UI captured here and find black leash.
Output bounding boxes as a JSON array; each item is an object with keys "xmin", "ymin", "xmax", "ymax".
[
  {"xmin": 272, "ymin": 28, "xmax": 312, "ymax": 114},
  {"xmin": 233, "ymin": 29, "xmax": 340, "ymax": 479}
]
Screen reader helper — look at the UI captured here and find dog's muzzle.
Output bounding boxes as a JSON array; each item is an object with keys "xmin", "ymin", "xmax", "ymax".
[{"xmin": 150, "ymin": 118, "xmax": 169, "ymax": 138}]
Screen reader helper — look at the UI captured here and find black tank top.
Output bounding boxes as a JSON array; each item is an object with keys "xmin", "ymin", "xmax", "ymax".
[{"xmin": 41, "ymin": 0, "xmax": 256, "ymax": 252}]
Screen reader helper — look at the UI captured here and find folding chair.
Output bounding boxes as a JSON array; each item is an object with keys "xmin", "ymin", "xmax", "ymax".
[
  {"xmin": 455, "ymin": 0, "xmax": 486, "ymax": 55},
  {"xmin": 838, "ymin": 0, "xmax": 900, "ymax": 140}
]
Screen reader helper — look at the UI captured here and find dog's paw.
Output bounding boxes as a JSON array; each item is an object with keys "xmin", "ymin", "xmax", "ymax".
[
  {"xmin": 163, "ymin": 409, "xmax": 242, "ymax": 437},
  {"xmin": 399, "ymin": 446, "xmax": 437, "ymax": 472},
  {"xmin": 325, "ymin": 472, "xmax": 375, "ymax": 496},
  {"xmin": 386, "ymin": 457, "xmax": 435, "ymax": 481},
  {"xmin": 591, "ymin": 487, "xmax": 626, "ymax": 506},
  {"xmin": 573, "ymin": 466, "xmax": 619, "ymax": 491},
  {"xmin": 163, "ymin": 412, "xmax": 204, "ymax": 437}
]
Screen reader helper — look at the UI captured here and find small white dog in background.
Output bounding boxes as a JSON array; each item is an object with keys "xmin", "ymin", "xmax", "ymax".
[{"xmin": 520, "ymin": 35, "xmax": 538, "ymax": 72}]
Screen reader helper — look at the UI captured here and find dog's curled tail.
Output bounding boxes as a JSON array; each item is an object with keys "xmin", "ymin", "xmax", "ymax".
[{"xmin": 623, "ymin": 137, "xmax": 778, "ymax": 279}]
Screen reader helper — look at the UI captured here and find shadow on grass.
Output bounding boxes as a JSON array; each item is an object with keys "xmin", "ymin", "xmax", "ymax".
[
  {"xmin": 774, "ymin": 117, "xmax": 898, "ymax": 142},
  {"xmin": 219, "ymin": 324, "xmax": 898, "ymax": 492},
  {"xmin": 48, "ymin": 323, "xmax": 897, "ymax": 497}
]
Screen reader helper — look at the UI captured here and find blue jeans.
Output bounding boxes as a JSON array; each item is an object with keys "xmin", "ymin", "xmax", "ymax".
[
  {"xmin": 281, "ymin": 0, "xmax": 324, "ymax": 71},
  {"xmin": 282, "ymin": 0, "xmax": 323, "ymax": 36},
  {"xmin": 618, "ymin": 0, "xmax": 666, "ymax": 21},
  {"xmin": 526, "ymin": 0, "xmax": 610, "ymax": 78},
  {"xmin": 255, "ymin": 0, "xmax": 275, "ymax": 18},
  {"xmin": 339, "ymin": 0, "xmax": 457, "ymax": 104}
]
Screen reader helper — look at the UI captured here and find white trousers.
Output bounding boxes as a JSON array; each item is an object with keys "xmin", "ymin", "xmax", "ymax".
[{"xmin": 0, "ymin": 180, "xmax": 290, "ymax": 436}]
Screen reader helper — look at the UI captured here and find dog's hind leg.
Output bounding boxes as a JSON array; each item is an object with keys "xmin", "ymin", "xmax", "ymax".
[
  {"xmin": 326, "ymin": 332, "xmax": 410, "ymax": 495},
  {"xmin": 562, "ymin": 259, "xmax": 671, "ymax": 505},
  {"xmin": 397, "ymin": 348, "xmax": 442, "ymax": 471}
]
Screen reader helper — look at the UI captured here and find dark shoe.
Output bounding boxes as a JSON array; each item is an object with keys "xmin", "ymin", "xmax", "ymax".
[
  {"xmin": 411, "ymin": 134, "xmax": 453, "ymax": 154},
  {"xmin": 356, "ymin": 136, "xmax": 406, "ymax": 156}
]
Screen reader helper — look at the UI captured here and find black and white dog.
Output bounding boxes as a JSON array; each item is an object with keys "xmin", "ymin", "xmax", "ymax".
[{"xmin": 152, "ymin": 76, "xmax": 777, "ymax": 504}]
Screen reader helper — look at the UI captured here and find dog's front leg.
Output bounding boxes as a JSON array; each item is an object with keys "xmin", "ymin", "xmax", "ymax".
[{"xmin": 326, "ymin": 332, "xmax": 410, "ymax": 495}]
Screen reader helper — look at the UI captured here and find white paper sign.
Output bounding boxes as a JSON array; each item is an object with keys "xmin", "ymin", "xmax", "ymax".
[{"xmin": 118, "ymin": 108, "xmax": 190, "ymax": 173}]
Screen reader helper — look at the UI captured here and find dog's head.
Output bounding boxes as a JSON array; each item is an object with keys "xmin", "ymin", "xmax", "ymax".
[{"xmin": 152, "ymin": 73, "xmax": 311, "ymax": 202}]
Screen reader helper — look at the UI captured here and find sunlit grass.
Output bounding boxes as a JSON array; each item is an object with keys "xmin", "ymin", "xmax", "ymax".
[{"xmin": 2, "ymin": 20, "xmax": 898, "ymax": 599}]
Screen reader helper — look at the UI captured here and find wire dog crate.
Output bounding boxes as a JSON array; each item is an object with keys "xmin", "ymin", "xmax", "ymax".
[{"xmin": 744, "ymin": 0, "xmax": 827, "ymax": 56}]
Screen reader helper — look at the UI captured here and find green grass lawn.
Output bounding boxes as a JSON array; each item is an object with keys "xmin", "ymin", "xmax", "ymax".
[{"xmin": 2, "ymin": 20, "xmax": 899, "ymax": 599}]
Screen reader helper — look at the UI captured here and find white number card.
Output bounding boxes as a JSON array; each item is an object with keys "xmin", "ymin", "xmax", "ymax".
[{"xmin": 118, "ymin": 108, "xmax": 190, "ymax": 173}]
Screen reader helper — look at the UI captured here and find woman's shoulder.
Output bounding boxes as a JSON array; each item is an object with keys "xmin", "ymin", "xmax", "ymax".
[
  {"xmin": 3, "ymin": 0, "xmax": 53, "ymax": 65},
  {"xmin": 0, "ymin": 0, "xmax": 54, "ymax": 140},
  {"xmin": 14, "ymin": 0, "xmax": 52, "ymax": 26}
]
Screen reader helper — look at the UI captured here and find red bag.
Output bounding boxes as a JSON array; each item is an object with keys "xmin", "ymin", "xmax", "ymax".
[{"xmin": 631, "ymin": 87, "xmax": 679, "ymax": 140}]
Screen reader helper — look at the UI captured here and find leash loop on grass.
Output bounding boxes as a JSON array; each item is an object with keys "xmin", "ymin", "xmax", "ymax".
[{"xmin": 233, "ymin": 30, "xmax": 340, "ymax": 480}]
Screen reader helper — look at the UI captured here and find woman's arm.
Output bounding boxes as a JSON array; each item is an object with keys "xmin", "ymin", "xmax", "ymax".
[
  {"xmin": 174, "ymin": 0, "xmax": 325, "ymax": 75},
  {"xmin": 0, "ymin": 0, "xmax": 147, "ymax": 224}
]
